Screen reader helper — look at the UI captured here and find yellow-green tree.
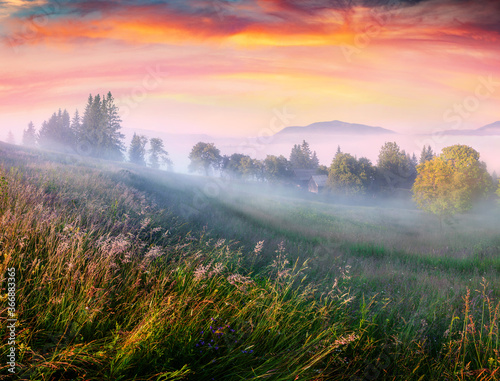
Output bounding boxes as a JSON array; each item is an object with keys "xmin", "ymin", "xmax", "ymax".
[
  {"xmin": 328, "ymin": 153, "xmax": 375, "ymax": 196},
  {"xmin": 413, "ymin": 145, "xmax": 492, "ymax": 226}
]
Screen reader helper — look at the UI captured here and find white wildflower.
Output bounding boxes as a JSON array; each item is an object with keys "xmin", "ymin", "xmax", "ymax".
[{"xmin": 254, "ymin": 240, "xmax": 265, "ymax": 255}]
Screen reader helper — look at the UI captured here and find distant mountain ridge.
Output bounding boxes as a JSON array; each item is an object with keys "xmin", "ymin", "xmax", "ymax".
[
  {"xmin": 441, "ymin": 121, "xmax": 500, "ymax": 136},
  {"xmin": 275, "ymin": 120, "xmax": 396, "ymax": 136}
]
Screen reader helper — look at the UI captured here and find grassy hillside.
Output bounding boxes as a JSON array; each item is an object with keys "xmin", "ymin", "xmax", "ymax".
[{"xmin": 0, "ymin": 141, "xmax": 499, "ymax": 380}]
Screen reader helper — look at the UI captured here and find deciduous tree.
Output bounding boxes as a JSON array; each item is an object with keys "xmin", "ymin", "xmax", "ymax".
[
  {"xmin": 148, "ymin": 137, "xmax": 172, "ymax": 170},
  {"xmin": 188, "ymin": 142, "xmax": 222, "ymax": 175},
  {"xmin": 264, "ymin": 155, "xmax": 292, "ymax": 182},
  {"xmin": 328, "ymin": 153, "xmax": 374, "ymax": 195},
  {"xmin": 413, "ymin": 145, "xmax": 492, "ymax": 227}
]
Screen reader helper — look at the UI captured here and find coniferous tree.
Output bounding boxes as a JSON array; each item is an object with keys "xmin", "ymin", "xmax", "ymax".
[
  {"xmin": 289, "ymin": 140, "xmax": 318, "ymax": 169},
  {"xmin": 38, "ymin": 112, "xmax": 58, "ymax": 149},
  {"xmin": 60, "ymin": 109, "xmax": 75, "ymax": 149},
  {"xmin": 129, "ymin": 133, "xmax": 148, "ymax": 166},
  {"xmin": 289, "ymin": 144, "xmax": 305, "ymax": 168},
  {"xmin": 38, "ymin": 109, "xmax": 75, "ymax": 151},
  {"xmin": 377, "ymin": 142, "xmax": 414, "ymax": 189},
  {"xmin": 102, "ymin": 92, "xmax": 125, "ymax": 160},
  {"xmin": 77, "ymin": 95, "xmax": 96, "ymax": 155},
  {"xmin": 301, "ymin": 140, "xmax": 312, "ymax": 163},
  {"xmin": 419, "ymin": 145, "xmax": 435, "ymax": 164},
  {"xmin": 79, "ymin": 92, "xmax": 125, "ymax": 159},
  {"xmin": 22, "ymin": 122, "xmax": 37, "ymax": 147},
  {"xmin": 6, "ymin": 130, "xmax": 15, "ymax": 145},
  {"xmin": 71, "ymin": 110, "xmax": 81, "ymax": 141},
  {"xmin": 311, "ymin": 151, "xmax": 319, "ymax": 169}
]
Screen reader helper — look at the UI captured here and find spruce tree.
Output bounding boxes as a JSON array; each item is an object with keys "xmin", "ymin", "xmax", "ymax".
[
  {"xmin": 79, "ymin": 92, "xmax": 125, "ymax": 159},
  {"xmin": 102, "ymin": 92, "xmax": 125, "ymax": 160},
  {"xmin": 71, "ymin": 110, "xmax": 81, "ymax": 141},
  {"xmin": 22, "ymin": 122, "xmax": 37, "ymax": 147},
  {"xmin": 419, "ymin": 145, "xmax": 434, "ymax": 164},
  {"xmin": 129, "ymin": 133, "xmax": 148, "ymax": 166},
  {"xmin": 311, "ymin": 151, "xmax": 319, "ymax": 169},
  {"xmin": 6, "ymin": 130, "xmax": 15, "ymax": 145}
]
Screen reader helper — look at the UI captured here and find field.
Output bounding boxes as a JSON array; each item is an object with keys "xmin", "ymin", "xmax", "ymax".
[{"xmin": 1, "ymin": 141, "xmax": 499, "ymax": 380}]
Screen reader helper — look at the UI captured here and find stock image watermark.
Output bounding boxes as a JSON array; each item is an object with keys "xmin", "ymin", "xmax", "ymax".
[
  {"xmin": 6, "ymin": 267, "xmax": 17, "ymax": 374},
  {"xmin": 442, "ymin": 75, "xmax": 500, "ymax": 130},
  {"xmin": 415, "ymin": 74, "xmax": 500, "ymax": 150},
  {"xmin": 115, "ymin": 64, "xmax": 169, "ymax": 120},
  {"xmin": 340, "ymin": 0, "xmax": 403, "ymax": 63}
]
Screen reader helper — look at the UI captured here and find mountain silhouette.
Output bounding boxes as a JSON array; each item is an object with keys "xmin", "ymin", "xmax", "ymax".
[
  {"xmin": 275, "ymin": 120, "xmax": 396, "ymax": 136},
  {"xmin": 441, "ymin": 121, "xmax": 500, "ymax": 136}
]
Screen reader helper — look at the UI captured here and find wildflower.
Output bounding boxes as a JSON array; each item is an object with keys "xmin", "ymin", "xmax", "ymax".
[
  {"xmin": 254, "ymin": 240, "xmax": 265, "ymax": 255},
  {"xmin": 144, "ymin": 245, "xmax": 163, "ymax": 261},
  {"xmin": 277, "ymin": 270, "xmax": 291, "ymax": 279},
  {"xmin": 140, "ymin": 217, "xmax": 151, "ymax": 230},
  {"xmin": 276, "ymin": 241, "xmax": 285, "ymax": 254},
  {"xmin": 98, "ymin": 234, "xmax": 131, "ymax": 257},
  {"xmin": 331, "ymin": 333, "xmax": 358, "ymax": 349},
  {"xmin": 214, "ymin": 238, "xmax": 226, "ymax": 248},
  {"xmin": 194, "ymin": 265, "xmax": 209, "ymax": 281},
  {"xmin": 208, "ymin": 262, "xmax": 224, "ymax": 278},
  {"xmin": 227, "ymin": 273, "xmax": 254, "ymax": 292}
]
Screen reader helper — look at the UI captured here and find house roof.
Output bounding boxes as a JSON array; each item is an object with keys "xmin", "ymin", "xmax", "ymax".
[
  {"xmin": 292, "ymin": 169, "xmax": 317, "ymax": 181},
  {"xmin": 310, "ymin": 175, "xmax": 328, "ymax": 187}
]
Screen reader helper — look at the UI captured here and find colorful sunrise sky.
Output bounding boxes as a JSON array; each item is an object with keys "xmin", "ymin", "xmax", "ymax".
[{"xmin": 1, "ymin": 0, "xmax": 499, "ymax": 140}]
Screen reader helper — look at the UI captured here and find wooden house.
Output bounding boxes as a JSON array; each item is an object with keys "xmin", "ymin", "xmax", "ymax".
[
  {"xmin": 308, "ymin": 175, "xmax": 328, "ymax": 194},
  {"xmin": 292, "ymin": 169, "xmax": 317, "ymax": 189}
]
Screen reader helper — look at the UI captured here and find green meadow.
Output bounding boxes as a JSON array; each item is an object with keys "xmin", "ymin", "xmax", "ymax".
[{"xmin": 1, "ymin": 141, "xmax": 499, "ymax": 380}]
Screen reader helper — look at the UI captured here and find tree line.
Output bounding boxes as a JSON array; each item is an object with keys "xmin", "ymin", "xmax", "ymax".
[
  {"xmin": 20, "ymin": 92, "xmax": 172, "ymax": 169},
  {"xmin": 187, "ymin": 140, "xmax": 499, "ymax": 221},
  {"xmin": 12, "ymin": 94, "xmax": 499, "ymax": 222},
  {"xmin": 188, "ymin": 139, "xmax": 432, "ymax": 193}
]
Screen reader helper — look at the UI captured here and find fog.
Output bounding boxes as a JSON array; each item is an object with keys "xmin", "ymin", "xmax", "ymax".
[
  {"xmin": 120, "ymin": 128, "xmax": 500, "ymax": 175},
  {"xmin": 3, "ymin": 125, "xmax": 499, "ymax": 175}
]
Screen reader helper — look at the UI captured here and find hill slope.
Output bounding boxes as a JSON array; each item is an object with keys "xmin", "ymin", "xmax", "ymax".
[{"xmin": 0, "ymin": 141, "xmax": 499, "ymax": 380}]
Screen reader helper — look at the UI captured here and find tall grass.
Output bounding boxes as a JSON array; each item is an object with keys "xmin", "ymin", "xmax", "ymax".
[{"xmin": 0, "ymin": 143, "xmax": 499, "ymax": 380}]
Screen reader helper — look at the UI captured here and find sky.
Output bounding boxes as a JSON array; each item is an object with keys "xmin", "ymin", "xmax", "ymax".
[{"xmin": 1, "ymin": 0, "xmax": 499, "ymax": 147}]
